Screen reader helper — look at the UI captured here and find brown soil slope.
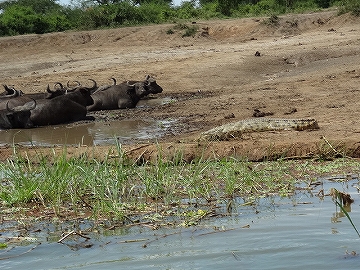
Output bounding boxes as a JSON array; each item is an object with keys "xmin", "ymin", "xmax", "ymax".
[{"xmin": 1, "ymin": 10, "xmax": 360, "ymax": 162}]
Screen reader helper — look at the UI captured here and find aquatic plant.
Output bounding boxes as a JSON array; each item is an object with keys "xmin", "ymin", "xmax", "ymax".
[
  {"xmin": 330, "ymin": 188, "xmax": 360, "ymax": 238},
  {"xmin": 1, "ymin": 145, "xmax": 360, "ymax": 227}
]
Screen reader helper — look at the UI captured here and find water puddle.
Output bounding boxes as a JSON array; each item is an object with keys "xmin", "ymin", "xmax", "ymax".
[
  {"xmin": 0, "ymin": 97, "xmax": 176, "ymax": 147},
  {"xmin": 1, "ymin": 178, "xmax": 360, "ymax": 269},
  {"xmin": 0, "ymin": 119, "xmax": 174, "ymax": 147}
]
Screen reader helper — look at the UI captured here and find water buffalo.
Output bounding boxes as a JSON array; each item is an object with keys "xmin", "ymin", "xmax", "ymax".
[
  {"xmin": 0, "ymin": 83, "xmax": 71, "ymax": 111},
  {"xmin": 87, "ymin": 75, "xmax": 163, "ymax": 111},
  {"xmin": 0, "ymin": 100, "xmax": 35, "ymax": 129},
  {"xmin": 87, "ymin": 82, "xmax": 147, "ymax": 111},
  {"xmin": 28, "ymin": 82, "xmax": 96, "ymax": 126},
  {"xmin": 91, "ymin": 78, "xmax": 116, "ymax": 94},
  {"xmin": 125, "ymin": 75, "xmax": 163, "ymax": 95}
]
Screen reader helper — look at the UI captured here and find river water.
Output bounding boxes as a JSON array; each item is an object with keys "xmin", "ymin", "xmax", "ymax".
[{"xmin": 1, "ymin": 178, "xmax": 359, "ymax": 269}]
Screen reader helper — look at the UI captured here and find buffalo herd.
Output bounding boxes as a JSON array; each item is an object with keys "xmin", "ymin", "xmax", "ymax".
[{"xmin": 0, "ymin": 75, "xmax": 163, "ymax": 129}]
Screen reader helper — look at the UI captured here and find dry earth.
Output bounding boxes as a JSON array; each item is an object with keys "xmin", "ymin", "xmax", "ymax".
[{"xmin": 1, "ymin": 10, "xmax": 360, "ymax": 163}]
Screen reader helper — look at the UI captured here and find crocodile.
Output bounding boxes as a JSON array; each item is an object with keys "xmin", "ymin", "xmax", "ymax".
[{"xmin": 199, "ymin": 118, "xmax": 319, "ymax": 141}]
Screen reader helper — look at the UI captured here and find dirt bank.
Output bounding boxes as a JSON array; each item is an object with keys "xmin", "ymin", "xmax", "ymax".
[{"xmin": 1, "ymin": 10, "xmax": 360, "ymax": 162}]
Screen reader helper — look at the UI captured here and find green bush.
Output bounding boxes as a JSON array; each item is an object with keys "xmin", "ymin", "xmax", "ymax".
[
  {"xmin": 182, "ymin": 25, "xmax": 198, "ymax": 37},
  {"xmin": 111, "ymin": 2, "xmax": 140, "ymax": 26},
  {"xmin": 0, "ymin": 0, "xmax": 351, "ymax": 37},
  {"xmin": 250, "ymin": 0, "xmax": 274, "ymax": 15},
  {"xmin": 0, "ymin": 5, "xmax": 38, "ymax": 35},
  {"xmin": 338, "ymin": 0, "xmax": 360, "ymax": 16},
  {"xmin": 76, "ymin": 2, "xmax": 175, "ymax": 29},
  {"xmin": 199, "ymin": 2, "xmax": 223, "ymax": 19},
  {"xmin": 137, "ymin": 3, "xmax": 174, "ymax": 24},
  {"xmin": 0, "ymin": 1, "xmax": 73, "ymax": 35},
  {"xmin": 315, "ymin": 0, "xmax": 332, "ymax": 8},
  {"xmin": 176, "ymin": 1, "xmax": 202, "ymax": 19},
  {"xmin": 292, "ymin": 0, "xmax": 319, "ymax": 12}
]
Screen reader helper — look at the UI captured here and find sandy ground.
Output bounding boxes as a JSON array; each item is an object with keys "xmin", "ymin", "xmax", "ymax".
[{"xmin": 1, "ymin": 9, "xmax": 360, "ymax": 162}]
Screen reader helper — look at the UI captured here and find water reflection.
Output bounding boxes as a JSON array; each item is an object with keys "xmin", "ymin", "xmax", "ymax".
[
  {"xmin": 0, "ymin": 119, "xmax": 173, "ymax": 146},
  {"xmin": 0, "ymin": 123, "xmax": 95, "ymax": 146}
]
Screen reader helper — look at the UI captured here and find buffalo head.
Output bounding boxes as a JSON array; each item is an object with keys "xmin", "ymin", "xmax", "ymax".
[
  {"xmin": 46, "ymin": 83, "xmax": 68, "ymax": 99},
  {"xmin": 4, "ymin": 99, "xmax": 36, "ymax": 129},
  {"xmin": 66, "ymin": 80, "xmax": 82, "ymax": 92},
  {"xmin": 127, "ymin": 81, "xmax": 147, "ymax": 98},
  {"xmin": 144, "ymin": 75, "xmax": 163, "ymax": 94},
  {"xmin": 65, "ymin": 83, "xmax": 95, "ymax": 107}
]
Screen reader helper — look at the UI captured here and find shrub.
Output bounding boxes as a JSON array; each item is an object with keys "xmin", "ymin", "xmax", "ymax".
[
  {"xmin": 182, "ymin": 25, "xmax": 198, "ymax": 37},
  {"xmin": 0, "ymin": 5, "xmax": 37, "ymax": 35},
  {"xmin": 176, "ymin": 1, "xmax": 201, "ymax": 19},
  {"xmin": 137, "ymin": 3, "xmax": 174, "ymax": 24},
  {"xmin": 0, "ymin": 1, "xmax": 73, "ymax": 35},
  {"xmin": 338, "ymin": 0, "xmax": 360, "ymax": 16}
]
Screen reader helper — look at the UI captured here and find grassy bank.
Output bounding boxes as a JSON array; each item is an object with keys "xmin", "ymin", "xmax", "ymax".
[{"xmin": 1, "ymin": 144, "xmax": 359, "ymax": 227}]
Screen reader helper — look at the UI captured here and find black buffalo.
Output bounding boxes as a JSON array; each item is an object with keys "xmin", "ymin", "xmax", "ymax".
[
  {"xmin": 0, "ymin": 100, "xmax": 35, "ymax": 129},
  {"xmin": 87, "ymin": 75, "xmax": 163, "ymax": 111},
  {"xmin": 0, "ymin": 83, "xmax": 68, "ymax": 111},
  {"xmin": 28, "ymin": 84, "xmax": 96, "ymax": 126},
  {"xmin": 87, "ymin": 82, "xmax": 146, "ymax": 111},
  {"xmin": 125, "ymin": 75, "xmax": 163, "ymax": 95},
  {"xmin": 90, "ymin": 78, "xmax": 116, "ymax": 94}
]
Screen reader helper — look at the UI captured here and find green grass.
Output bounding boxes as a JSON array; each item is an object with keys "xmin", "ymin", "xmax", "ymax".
[{"xmin": 1, "ymin": 145, "xmax": 360, "ymax": 227}]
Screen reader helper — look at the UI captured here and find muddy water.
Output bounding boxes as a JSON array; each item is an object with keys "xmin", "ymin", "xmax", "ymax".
[
  {"xmin": 0, "ymin": 119, "xmax": 173, "ymax": 147},
  {"xmin": 0, "ymin": 98, "xmax": 176, "ymax": 147},
  {"xmin": 1, "ymin": 178, "xmax": 360, "ymax": 269}
]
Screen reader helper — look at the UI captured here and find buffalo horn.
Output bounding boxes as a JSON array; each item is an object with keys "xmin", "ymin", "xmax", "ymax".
[
  {"xmin": 126, "ymin": 81, "xmax": 136, "ymax": 87},
  {"xmin": 66, "ymin": 80, "xmax": 81, "ymax": 91},
  {"xmin": 46, "ymin": 84, "xmax": 53, "ymax": 93},
  {"xmin": 1, "ymin": 86, "xmax": 17, "ymax": 98},
  {"xmin": 7, "ymin": 98, "xmax": 36, "ymax": 112},
  {"xmin": 54, "ymin": 82, "xmax": 65, "ymax": 90},
  {"xmin": 3, "ymin": 84, "xmax": 15, "ymax": 94},
  {"xmin": 6, "ymin": 100, "xmax": 12, "ymax": 112},
  {"xmin": 88, "ymin": 79, "xmax": 97, "ymax": 90}
]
